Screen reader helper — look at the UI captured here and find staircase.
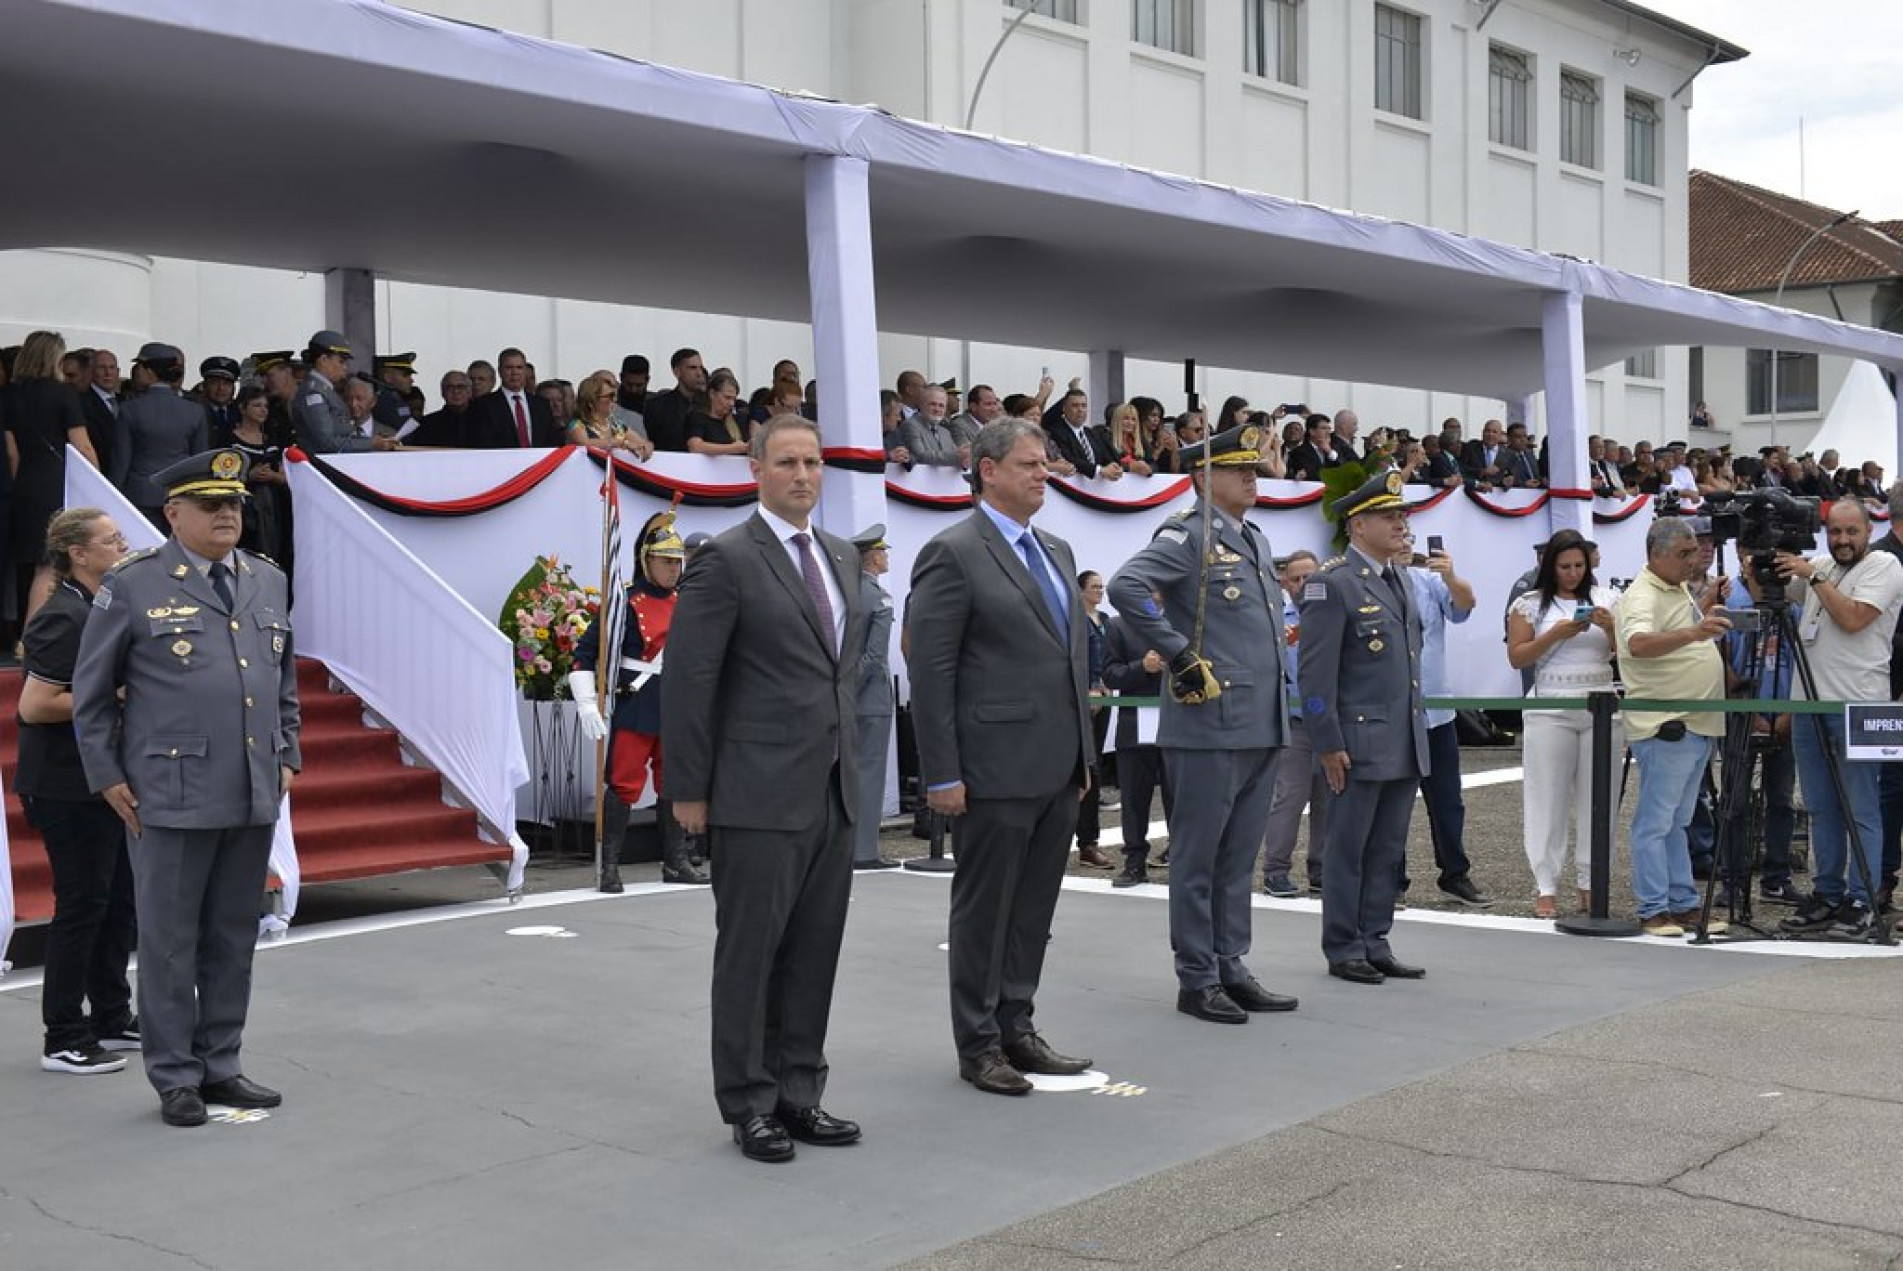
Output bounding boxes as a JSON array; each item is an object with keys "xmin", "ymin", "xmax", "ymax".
[{"xmin": 4, "ymin": 658, "xmax": 513, "ymax": 926}]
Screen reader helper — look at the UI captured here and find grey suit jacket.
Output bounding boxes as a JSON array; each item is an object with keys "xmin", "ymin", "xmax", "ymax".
[
  {"xmin": 72, "ymin": 538, "xmax": 301, "ymax": 828},
  {"xmin": 897, "ymin": 413, "xmax": 963, "ymax": 468},
  {"xmin": 1109, "ymin": 507, "xmax": 1289, "ymax": 750},
  {"xmin": 662, "ymin": 512, "xmax": 868, "ymax": 833},
  {"xmin": 1296, "ymin": 545, "xmax": 1430, "ymax": 782},
  {"xmin": 113, "ymin": 387, "xmax": 209, "ymax": 508},
  {"xmin": 906, "ymin": 507, "xmax": 1092, "ymax": 800}
]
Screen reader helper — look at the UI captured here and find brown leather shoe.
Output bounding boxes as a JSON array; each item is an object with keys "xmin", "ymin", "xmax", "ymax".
[
  {"xmin": 1076, "ymin": 844, "xmax": 1114, "ymax": 869},
  {"xmin": 959, "ymin": 1050, "xmax": 1032, "ymax": 1095}
]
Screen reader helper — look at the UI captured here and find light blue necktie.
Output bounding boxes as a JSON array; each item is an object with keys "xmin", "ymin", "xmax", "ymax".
[{"xmin": 1017, "ymin": 531, "xmax": 1069, "ymax": 638}]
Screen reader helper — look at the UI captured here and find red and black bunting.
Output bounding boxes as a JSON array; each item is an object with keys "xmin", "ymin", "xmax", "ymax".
[
  {"xmin": 886, "ymin": 482, "xmax": 973, "ymax": 511},
  {"xmin": 1463, "ymin": 487, "xmax": 1552, "ymax": 518},
  {"xmin": 1592, "ymin": 493, "xmax": 1653, "ymax": 524},
  {"xmin": 1045, "ymin": 476, "xmax": 1192, "ymax": 513},
  {"xmin": 1254, "ymin": 486, "xmax": 1327, "ymax": 509},
  {"xmin": 585, "ymin": 450, "xmax": 760, "ymax": 507},
  {"xmin": 289, "ymin": 446, "xmax": 572, "ymax": 516},
  {"xmin": 822, "ymin": 447, "xmax": 889, "ymax": 474}
]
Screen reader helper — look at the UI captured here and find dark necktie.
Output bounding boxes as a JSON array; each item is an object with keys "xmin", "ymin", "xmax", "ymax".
[
  {"xmin": 209, "ymin": 561, "xmax": 234, "ymax": 610},
  {"xmin": 791, "ymin": 533, "xmax": 837, "ymax": 654},
  {"xmin": 511, "ymin": 394, "xmax": 531, "ymax": 447},
  {"xmin": 1382, "ymin": 565, "xmax": 1409, "ymax": 619},
  {"xmin": 1017, "ymin": 531, "xmax": 1070, "ymax": 637}
]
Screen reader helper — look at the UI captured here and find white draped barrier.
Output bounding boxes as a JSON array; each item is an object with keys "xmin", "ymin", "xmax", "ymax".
[
  {"xmin": 319, "ymin": 448, "xmax": 1666, "ymax": 702},
  {"xmin": 285, "ymin": 456, "xmax": 529, "ymax": 892}
]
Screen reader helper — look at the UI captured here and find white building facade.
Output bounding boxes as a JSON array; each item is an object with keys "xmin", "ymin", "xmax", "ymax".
[{"xmin": 1, "ymin": 0, "xmax": 1737, "ymax": 435}]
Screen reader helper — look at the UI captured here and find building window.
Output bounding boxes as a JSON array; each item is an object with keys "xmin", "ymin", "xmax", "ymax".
[
  {"xmin": 1746, "ymin": 349, "xmax": 1819, "ymax": 415},
  {"xmin": 1243, "ymin": 0, "xmax": 1300, "ymax": 85},
  {"xmin": 1560, "ymin": 70, "xmax": 1599, "ymax": 168},
  {"xmin": 1010, "ymin": 0, "xmax": 1079, "ymax": 20},
  {"xmin": 1624, "ymin": 348, "xmax": 1658, "ymax": 380},
  {"xmin": 1373, "ymin": 4, "xmax": 1422, "ymax": 120},
  {"xmin": 1134, "ymin": 0, "xmax": 1196, "ymax": 55},
  {"xmin": 1625, "ymin": 93, "xmax": 1660, "ymax": 186},
  {"xmin": 1488, "ymin": 46, "xmax": 1530, "ymax": 150}
]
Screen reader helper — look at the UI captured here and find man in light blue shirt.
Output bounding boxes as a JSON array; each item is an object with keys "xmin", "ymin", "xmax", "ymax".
[{"xmin": 1402, "ymin": 544, "xmax": 1493, "ymax": 906}]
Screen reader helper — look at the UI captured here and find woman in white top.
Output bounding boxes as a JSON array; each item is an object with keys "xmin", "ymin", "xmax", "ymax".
[{"xmin": 1506, "ymin": 529, "xmax": 1620, "ymax": 919}]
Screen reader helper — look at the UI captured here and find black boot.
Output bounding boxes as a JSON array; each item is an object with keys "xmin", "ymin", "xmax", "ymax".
[
  {"xmin": 599, "ymin": 792, "xmax": 631, "ymax": 894},
  {"xmin": 659, "ymin": 800, "xmax": 710, "ymax": 885}
]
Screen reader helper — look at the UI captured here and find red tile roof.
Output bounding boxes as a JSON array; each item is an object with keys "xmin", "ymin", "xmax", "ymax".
[{"xmin": 1689, "ymin": 171, "xmax": 1903, "ymax": 295}]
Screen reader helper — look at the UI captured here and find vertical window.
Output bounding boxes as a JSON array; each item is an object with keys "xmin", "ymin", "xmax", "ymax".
[
  {"xmin": 1488, "ymin": 46, "xmax": 1530, "ymax": 150},
  {"xmin": 1625, "ymin": 93, "xmax": 1660, "ymax": 186},
  {"xmin": 1133, "ymin": 0, "xmax": 1197, "ymax": 56},
  {"xmin": 1624, "ymin": 348, "xmax": 1658, "ymax": 379},
  {"xmin": 1374, "ymin": 5, "xmax": 1423, "ymax": 120},
  {"xmin": 1243, "ymin": 0, "xmax": 1301, "ymax": 85},
  {"xmin": 1747, "ymin": 349, "xmax": 1819, "ymax": 414},
  {"xmin": 1010, "ymin": 0, "xmax": 1079, "ymax": 20},
  {"xmin": 1560, "ymin": 70, "xmax": 1600, "ymax": 168}
]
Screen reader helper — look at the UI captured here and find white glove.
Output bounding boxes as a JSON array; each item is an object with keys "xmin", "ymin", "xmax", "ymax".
[{"xmin": 568, "ymin": 670, "xmax": 609, "ymax": 741}]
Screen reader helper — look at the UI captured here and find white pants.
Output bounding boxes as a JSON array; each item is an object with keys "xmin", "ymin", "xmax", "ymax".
[{"xmin": 1521, "ymin": 708, "xmax": 1621, "ymax": 896}]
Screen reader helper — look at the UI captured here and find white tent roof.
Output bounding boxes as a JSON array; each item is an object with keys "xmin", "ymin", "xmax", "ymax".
[
  {"xmin": 1801, "ymin": 361, "xmax": 1900, "ymax": 475},
  {"xmin": 7, "ymin": 0, "xmax": 1903, "ymax": 396}
]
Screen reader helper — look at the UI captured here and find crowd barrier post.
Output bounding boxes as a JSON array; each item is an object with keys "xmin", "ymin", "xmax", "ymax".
[{"xmin": 1556, "ymin": 689, "xmax": 1641, "ymax": 937}]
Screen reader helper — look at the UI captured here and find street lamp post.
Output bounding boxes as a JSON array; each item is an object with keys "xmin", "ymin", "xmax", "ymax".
[{"xmin": 1769, "ymin": 209, "xmax": 1857, "ymax": 448}]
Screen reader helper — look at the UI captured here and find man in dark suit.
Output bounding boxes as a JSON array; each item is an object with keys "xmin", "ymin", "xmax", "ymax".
[
  {"xmin": 1420, "ymin": 434, "xmax": 1463, "ymax": 488},
  {"xmin": 1499, "ymin": 422, "xmax": 1543, "ymax": 488},
  {"xmin": 406, "ymin": 369, "xmax": 476, "ymax": 447},
  {"xmin": 663, "ymin": 414, "xmax": 869, "ymax": 1164},
  {"xmin": 462, "ymin": 347, "xmax": 563, "ymax": 449},
  {"xmin": 79, "ymin": 347, "xmax": 121, "ymax": 475},
  {"xmin": 1045, "ymin": 389, "xmax": 1124, "ymax": 479},
  {"xmin": 642, "ymin": 348, "xmax": 708, "ymax": 453},
  {"xmin": 1459, "ymin": 419, "xmax": 1508, "ymax": 490},
  {"xmin": 907, "ymin": 419, "xmax": 1096, "ymax": 1097},
  {"xmin": 1288, "ymin": 414, "xmax": 1340, "ymax": 482}
]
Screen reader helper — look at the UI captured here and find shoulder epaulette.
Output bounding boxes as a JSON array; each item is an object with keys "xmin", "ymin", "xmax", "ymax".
[
  {"xmin": 1318, "ymin": 555, "xmax": 1347, "ymax": 572},
  {"xmin": 238, "ymin": 547, "xmax": 280, "ymax": 568},
  {"xmin": 107, "ymin": 548, "xmax": 160, "ymax": 573}
]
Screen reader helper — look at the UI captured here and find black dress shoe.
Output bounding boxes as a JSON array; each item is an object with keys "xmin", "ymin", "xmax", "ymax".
[
  {"xmin": 200, "ymin": 1075, "xmax": 281, "ymax": 1108},
  {"xmin": 160, "ymin": 1087, "xmax": 207, "ymax": 1127},
  {"xmin": 1177, "ymin": 985, "xmax": 1247, "ymax": 1024},
  {"xmin": 732, "ymin": 1114, "xmax": 796, "ymax": 1162},
  {"xmin": 776, "ymin": 1104, "xmax": 862, "ymax": 1145},
  {"xmin": 1004, "ymin": 1032, "xmax": 1092, "ymax": 1075},
  {"xmin": 1369, "ymin": 955, "xmax": 1426, "ymax": 979},
  {"xmin": 1221, "ymin": 976, "xmax": 1299, "ymax": 1012},
  {"xmin": 1438, "ymin": 876, "xmax": 1494, "ymax": 907},
  {"xmin": 959, "ymin": 1050, "xmax": 1032, "ymax": 1096},
  {"xmin": 1328, "ymin": 959, "xmax": 1386, "ymax": 985},
  {"xmin": 853, "ymin": 858, "xmax": 901, "ymax": 871}
]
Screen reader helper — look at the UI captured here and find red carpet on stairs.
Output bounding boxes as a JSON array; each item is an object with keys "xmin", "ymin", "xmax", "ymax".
[{"xmin": 5, "ymin": 657, "xmax": 512, "ymax": 926}]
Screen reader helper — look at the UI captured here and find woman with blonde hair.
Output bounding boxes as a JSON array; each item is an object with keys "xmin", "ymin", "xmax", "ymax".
[
  {"xmin": 568, "ymin": 370, "xmax": 654, "ymax": 459},
  {"xmin": 1105, "ymin": 402, "xmax": 1153, "ymax": 476},
  {"xmin": 6, "ymin": 330, "xmax": 100, "ymax": 631}
]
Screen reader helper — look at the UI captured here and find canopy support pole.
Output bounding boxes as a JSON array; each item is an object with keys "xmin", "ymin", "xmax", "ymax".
[
  {"xmin": 324, "ymin": 268, "xmax": 377, "ymax": 374},
  {"xmin": 804, "ymin": 154, "xmax": 887, "ymax": 541},
  {"xmin": 1541, "ymin": 290, "xmax": 1590, "ymax": 539},
  {"xmin": 1089, "ymin": 350, "xmax": 1126, "ymax": 425}
]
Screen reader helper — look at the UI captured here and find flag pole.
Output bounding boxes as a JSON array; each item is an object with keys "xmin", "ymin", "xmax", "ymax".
[{"xmin": 593, "ymin": 463, "xmax": 615, "ymax": 878}]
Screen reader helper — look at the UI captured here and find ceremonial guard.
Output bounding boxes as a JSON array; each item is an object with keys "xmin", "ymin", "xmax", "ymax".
[
  {"xmin": 571, "ymin": 510, "xmax": 707, "ymax": 890},
  {"xmin": 1297, "ymin": 471, "xmax": 1431, "ymax": 985},
  {"xmin": 71, "ymin": 449, "xmax": 301, "ymax": 1127},
  {"xmin": 850, "ymin": 524, "xmax": 900, "ymax": 870},
  {"xmin": 1109, "ymin": 423, "xmax": 1298, "ymax": 1024}
]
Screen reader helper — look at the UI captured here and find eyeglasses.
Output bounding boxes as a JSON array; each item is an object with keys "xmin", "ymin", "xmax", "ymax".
[
  {"xmin": 188, "ymin": 497, "xmax": 244, "ymax": 512},
  {"xmin": 88, "ymin": 532, "xmax": 129, "ymax": 548}
]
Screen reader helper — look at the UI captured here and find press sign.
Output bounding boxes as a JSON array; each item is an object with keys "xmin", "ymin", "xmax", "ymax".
[{"xmin": 1844, "ymin": 704, "xmax": 1903, "ymax": 761}]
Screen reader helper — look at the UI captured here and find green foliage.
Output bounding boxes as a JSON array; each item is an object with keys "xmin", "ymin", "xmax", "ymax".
[{"xmin": 1318, "ymin": 460, "xmax": 1370, "ymax": 552}]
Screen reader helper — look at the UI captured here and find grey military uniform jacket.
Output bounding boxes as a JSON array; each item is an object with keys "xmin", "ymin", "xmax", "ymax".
[
  {"xmin": 856, "ymin": 572, "xmax": 895, "ymax": 718},
  {"xmin": 292, "ymin": 369, "xmax": 373, "ymax": 454},
  {"xmin": 1109, "ymin": 507, "xmax": 1289, "ymax": 751},
  {"xmin": 112, "ymin": 388, "xmax": 209, "ymax": 508},
  {"xmin": 71, "ymin": 539, "xmax": 302, "ymax": 829},
  {"xmin": 1296, "ymin": 545, "xmax": 1430, "ymax": 782}
]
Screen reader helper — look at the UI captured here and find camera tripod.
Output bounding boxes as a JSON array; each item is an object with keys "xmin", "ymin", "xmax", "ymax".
[{"xmin": 1692, "ymin": 564, "xmax": 1897, "ymax": 946}]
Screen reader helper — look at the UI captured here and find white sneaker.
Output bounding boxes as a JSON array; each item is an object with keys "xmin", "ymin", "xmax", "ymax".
[{"xmin": 42, "ymin": 1044, "xmax": 128, "ymax": 1075}]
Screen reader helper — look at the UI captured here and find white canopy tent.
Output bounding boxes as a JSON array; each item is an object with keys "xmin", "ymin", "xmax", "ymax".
[{"xmin": 1801, "ymin": 361, "xmax": 1901, "ymax": 480}]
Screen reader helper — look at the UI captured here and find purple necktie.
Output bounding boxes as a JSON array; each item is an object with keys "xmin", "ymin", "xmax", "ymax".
[{"xmin": 791, "ymin": 532, "xmax": 837, "ymax": 653}]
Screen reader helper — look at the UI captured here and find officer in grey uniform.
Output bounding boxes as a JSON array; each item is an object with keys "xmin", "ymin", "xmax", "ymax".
[
  {"xmin": 292, "ymin": 330, "xmax": 381, "ymax": 454},
  {"xmin": 851, "ymin": 524, "xmax": 900, "ymax": 870},
  {"xmin": 1109, "ymin": 424, "xmax": 1299, "ymax": 1025},
  {"xmin": 72, "ymin": 448, "xmax": 301, "ymax": 1127},
  {"xmin": 112, "ymin": 342, "xmax": 209, "ymax": 528},
  {"xmin": 1298, "ymin": 470, "xmax": 1431, "ymax": 985}
]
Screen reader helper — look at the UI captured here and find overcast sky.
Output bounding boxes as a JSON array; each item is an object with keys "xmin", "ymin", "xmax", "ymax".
[{"xmin": 1652, "ymin": 1, "xmax": 1903, "ymax": 219}]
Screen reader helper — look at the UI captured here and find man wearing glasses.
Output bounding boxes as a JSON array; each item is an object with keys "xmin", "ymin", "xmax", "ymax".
[{"xmin": 73, "ymin": 449, "xmax": 302, "ymax": 1127}]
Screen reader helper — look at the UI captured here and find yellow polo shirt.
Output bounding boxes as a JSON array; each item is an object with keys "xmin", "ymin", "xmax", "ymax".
[{"xmin": 1614, "ymin": 565, "xmax": 1725, "ymax": 742}]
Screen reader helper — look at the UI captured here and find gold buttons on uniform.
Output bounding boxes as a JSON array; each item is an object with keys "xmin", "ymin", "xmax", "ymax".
[
  {"xmin": 231, "ymin": 620, "xmax": 241, "ymax": 632},
  {"xmin": 239, "ymin": 658, "xmax": 249, "ymax": 668},
  {"xmin": 245, "ymin": 696, "xmax": 255, "ymax": 708}
]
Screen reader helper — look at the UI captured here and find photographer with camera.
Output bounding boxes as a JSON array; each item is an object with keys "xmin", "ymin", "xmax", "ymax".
[
  {"xmin": 1615, "ymin": 518, "xmax": 1732, "ymax": 937},
  {"xmin": 1773, "ymin": 502, "xmax": 1903, "ymax": 937}
]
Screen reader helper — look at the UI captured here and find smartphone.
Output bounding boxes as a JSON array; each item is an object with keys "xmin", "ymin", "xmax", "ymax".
[
  {"xmin": 1573, "ymin": 603, "xmax": 1593, "ymax": 622},
  {"xmin": 1041, "ymin": 365, "xmax": 1050, "ymax": 380},
  {"xmin": 1427, "ymin": 535, "xmax": 1445, "ymax": 556},
  {"xmin": 1723, "ymin": 607, "xmax": 1760, "ymax": 633}
]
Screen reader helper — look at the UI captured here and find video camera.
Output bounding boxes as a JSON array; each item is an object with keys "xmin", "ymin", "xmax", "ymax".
[{"xmin": 1704, "ymin": 488, "xmax": 1823, "ymax": 599}]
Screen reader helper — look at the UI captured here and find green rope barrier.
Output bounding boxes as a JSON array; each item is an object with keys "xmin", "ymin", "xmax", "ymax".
[{"xmin": 1090, "ymin": 694, "xmax": 1854, "ymax": 715}]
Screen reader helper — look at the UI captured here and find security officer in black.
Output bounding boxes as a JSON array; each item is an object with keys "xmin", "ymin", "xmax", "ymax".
[
  {"xmin": 198, "ymin": 356, "xmax": 243, "ymax": 442},
  {"xmin": 72, "ymin": 448, "xmax": 301, "ymax": 1127}
]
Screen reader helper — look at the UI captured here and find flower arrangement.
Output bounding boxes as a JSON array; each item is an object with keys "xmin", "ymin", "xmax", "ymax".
[{"xmin": 499, "ymin": 556, "xmax": 599, "ymax": 700}]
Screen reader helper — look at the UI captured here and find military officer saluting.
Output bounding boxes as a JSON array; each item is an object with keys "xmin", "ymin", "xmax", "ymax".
[
  {"xmin": 1298, "ymin": 471, "xmax": 1431, "ymax": 985},
  {"xmin": 1110, "ymin": 423, "xmax": 1299, "ymax": 1025},
  {"xmin": 72, "ymin": 448, "xmax": 301, "ymax": 1127}
]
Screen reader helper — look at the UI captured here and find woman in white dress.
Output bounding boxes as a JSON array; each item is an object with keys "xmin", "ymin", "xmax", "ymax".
[{"xmin": 1506, "ymin": 529, "xmax": 1621, "ymax": 919}]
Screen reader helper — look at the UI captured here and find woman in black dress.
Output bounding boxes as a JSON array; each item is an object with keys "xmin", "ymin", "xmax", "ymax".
[
  {"xmin": 4, "ymin": 331, "xmax": 99, "ymax": 629},
  {"xmin": 227, "ymin": 386, "xmax": 292, "ymax": 571}
]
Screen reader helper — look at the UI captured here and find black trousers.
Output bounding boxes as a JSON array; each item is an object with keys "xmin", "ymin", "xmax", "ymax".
[
  {"xmin": 1075, "ymin": 707, "xmax": 1112, "ymax": 847},
  {"xmin": 949, "ymin": 786, "xmax": 1079, "ymax": 1060},
  {"xmin": 1115, "ymin": 743, "xmax": 1172, "ymax": 863},
  {"xmin": 24, "ymin": 796, "xmax": 137, "ymax": 1052},
  {"xmin": 709, "ymin": 773, "xmax": 852, "ymax": 1123}
]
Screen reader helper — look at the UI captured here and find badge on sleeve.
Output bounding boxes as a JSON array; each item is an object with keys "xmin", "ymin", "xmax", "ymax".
[
  {"xmin": 1158, "ymin": 526, "xmax": 1189, "ymax": 545},
  {"xmin": 1304, "ymin": 695, "xmax": 1327, "ymax": 716},
  {"xmin": 1303, "ymin": 582, "xmax": 1327, "ymax": 602},
  {"xmin": 305, "ymin": 393, "xmax": 324, "ymax": 406},
  {"xmin": 94, "ymin": 585, "xmax": 113, "ymax": 610}
]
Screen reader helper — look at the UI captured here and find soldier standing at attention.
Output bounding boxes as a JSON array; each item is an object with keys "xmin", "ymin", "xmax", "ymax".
[
  {"xmin": 850, "ymin": 524, "xmax": 901, "ymax": 871},
  {"xmin": 1109, "ymin": 423, "xmax": 1299, "ymax": 1025},
  {"xmin": 72, "ymin": 448, "xmax": 301, "ymax": 1127},
  {"xmin": 1299, "ymin": 471, "xmax": 1431, "ymax": 985}
]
